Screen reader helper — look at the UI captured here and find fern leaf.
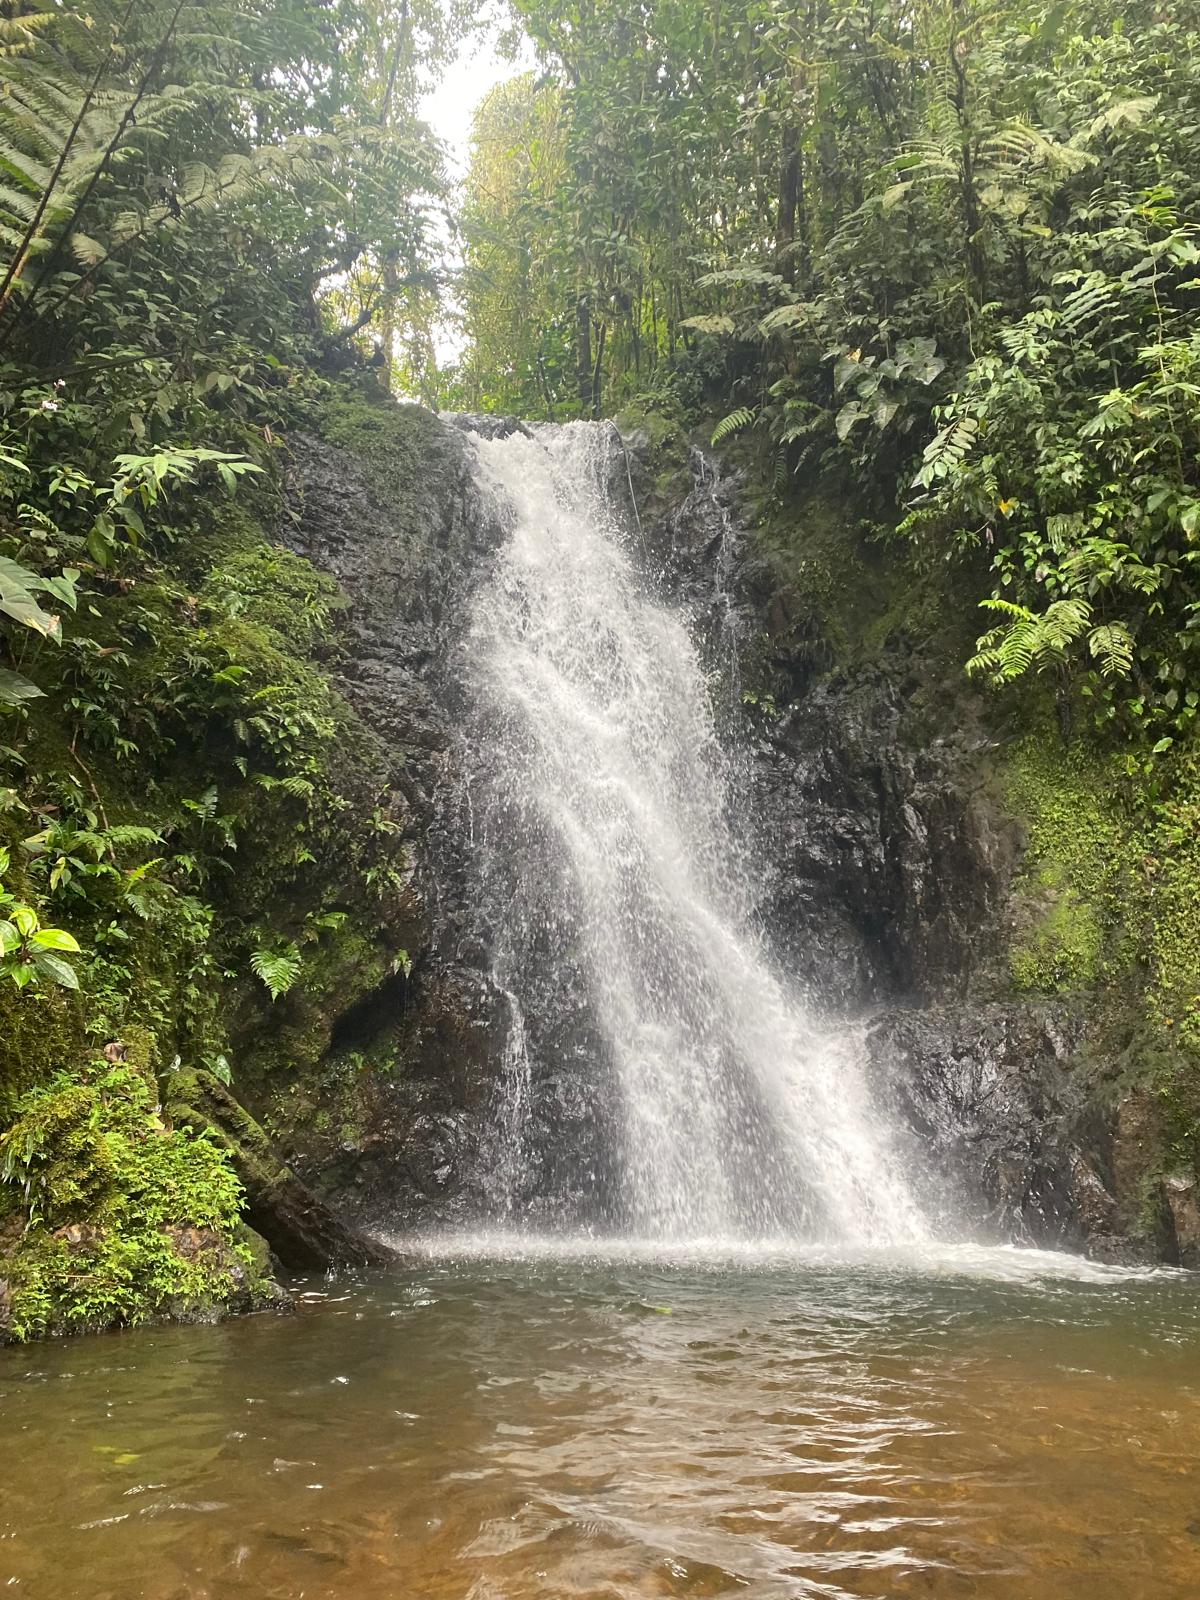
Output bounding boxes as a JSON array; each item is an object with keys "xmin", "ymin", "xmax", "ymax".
[
  {"xmin": 711, "ymin": 406, "xmax": 755, "ymax": 445},
  {"xmin": 250, "ymin": 944, "xmax": 301, "ymax": 1001},
  {"xmin": 696, "ymin": 265, "xmax": 783, "ymax": 290},
  {"xmin": 681, "ymin": 313, "xmax": 735, "ymax": 335},
  {"xmin": 1087, "ymin": 621, "xmax": 1135, "ymax": 677}
]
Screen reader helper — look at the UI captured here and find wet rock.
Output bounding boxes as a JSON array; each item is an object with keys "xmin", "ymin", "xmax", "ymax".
[
  {"xmin": 1162, "ymin": 1176, "xmax": 1200, "ymax": 1268},
  {"xmin": 56, "ymin": 1222, "xmax": 104, "ymax": 1252},
  {"xmin": 868, "ymin": 1002, "xmax": 1106, "ymax": 1244},
  {"xmin": 169, "ymin": 1071, "xmax": 391, "ymax": 1269},
  {"xmin": 264, "ymin": 409, "xmax": 1179, "ymax": 1263},
  {"xmin": 446, "ymin": 412, "xmax": 534, "ymax": 441},
  {"xmin": 750, "ymin": 672, "xmax": 1019, "ymax": 1007},
  {"xmin": 624, "ymin": 438, "xmax": 1020, "ymax": 1011}
]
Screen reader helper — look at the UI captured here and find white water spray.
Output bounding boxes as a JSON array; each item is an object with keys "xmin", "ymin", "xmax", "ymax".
[{"xmin": 466, "ymin": 422, "xmax": 928, "ymax": 1247}]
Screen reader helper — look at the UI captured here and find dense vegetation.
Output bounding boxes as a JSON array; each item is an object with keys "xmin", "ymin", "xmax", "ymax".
[
  {"xmin": 458, "ymin": 0, "xmax": 1200, "ymax": 748},
  {"xmin": 1, "ymin": 0, "xmax": 1199, "ymax": 1336},
  {"xmin": 0, "ymin": 0, "xmax": 458, "ymax": 1336}
]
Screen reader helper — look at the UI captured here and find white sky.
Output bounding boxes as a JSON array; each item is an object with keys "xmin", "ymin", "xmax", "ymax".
[
  {"xmin": 420, "ymin": 15, "xmax": 536, "ymax": 181},
  {"xmin": 417, "ymin": 16, "xmax": 536, "ymax": 363}
]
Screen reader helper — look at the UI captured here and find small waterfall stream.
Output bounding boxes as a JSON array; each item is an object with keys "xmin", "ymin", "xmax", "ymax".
[{"xmin": 463, "ymin": 421, "xmax": 928, "ymax": 1246}]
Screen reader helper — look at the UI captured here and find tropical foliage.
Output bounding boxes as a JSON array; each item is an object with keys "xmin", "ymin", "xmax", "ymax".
[
  {"xmin": 457, "ymin": 0, "xmax": 1200, "ymax": 740},
  {"xmin": 0, "ymin": 2, "xmax": 448, "ymax": 1184}
]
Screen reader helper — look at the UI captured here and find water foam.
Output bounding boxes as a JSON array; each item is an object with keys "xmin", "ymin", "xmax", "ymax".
[{"xmin": 383, "ymin": 1228, "xmax": 1174, "ymax": 1287}]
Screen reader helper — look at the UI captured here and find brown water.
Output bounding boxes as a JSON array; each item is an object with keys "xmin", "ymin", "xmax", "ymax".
[{"xmin": 2, "ymin": 1242, "xmax": 1199, "ymax": 1600}]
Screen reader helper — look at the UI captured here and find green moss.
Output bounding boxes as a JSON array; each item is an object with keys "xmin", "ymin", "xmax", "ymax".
[
  {"xmin": 615, "ymin": 403, "xmax": 689, "ymax": 472},
  {"xmin": 202, "ymin": 522, "xmax": 344, "ymax": 655},
  {"xmin": 995, "ymin": 721, "xmax": 1200, "ymax": 1182},
  {"xmin": 1001, "ymin": 732, "xmax": 1135, "ymax": 995},
  {"xmin": 0, "ymin": 981, "xmax": 87, "ymax": 1124},
  {"xmin": 1143, "ymin": 749, "xmax": 1200, "ymax": 1052},
  {"xmin": 317, "ymin": 391, "xmax": 462, "ymax": 547},
  {"xmin": 1009, "ymin": 866, "xmax": 1104, "ymax": 993},
  {"xmin": 0, "ymin": 1064, "xmax": 273, "ymax": 1341},
  {"xmin": 0, "ymin": 374, "xmax": 440, "ymax": 1339}
]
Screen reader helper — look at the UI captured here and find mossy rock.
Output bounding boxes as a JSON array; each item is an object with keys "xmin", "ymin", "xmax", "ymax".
[
  {"xmin": 0, "ymin": 1064, "xmax": 278, "ymax": 1341},
  {"xmin": 999, "ymin": 730, "xmax": 1136, "ymax": 996},
  {"xmin": 167, "ymin": 1067, "xmax": 389, "ymax": 1269},
  {"xmin": 0, "ymin": 981, "xmax": 88, "ymax": 1124}
]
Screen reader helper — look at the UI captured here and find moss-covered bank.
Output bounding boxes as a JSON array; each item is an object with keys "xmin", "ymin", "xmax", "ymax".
[{"xmin": 1, "ymin": 376, "xmax": 444, "ymax": 1338}]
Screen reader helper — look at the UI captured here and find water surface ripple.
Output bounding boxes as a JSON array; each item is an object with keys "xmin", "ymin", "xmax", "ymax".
[{"xmin": 3, "ymin": 1252, "xmax": 1199, "ymax": 1599}]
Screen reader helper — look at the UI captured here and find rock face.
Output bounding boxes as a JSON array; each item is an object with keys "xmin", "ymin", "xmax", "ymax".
[
  {"xmin": 619, "ymin": 430, "xmax": 1173, "ymax": 1262},
  {"xmin": 748, "ymin": 672, "xmax": 1018, "ymax": 1009},
  {"xmin": 867, "ymin": 1003, "xmax": 1101, "ymax": 1246},
  {"xmin": 268, "ymin": 402, "xmax": 1181, "ymax": 1263},
  {"xmin": 259, "ymin": 402, "xmax": 514, "ymax": 1231}
]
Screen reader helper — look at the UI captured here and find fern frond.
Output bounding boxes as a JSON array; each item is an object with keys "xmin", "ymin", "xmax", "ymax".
[
  {"xmin": 711, "ymin": 406, "xmax": 755, "ymax": 445},
  {"xmin": 695, "ymin": 265, "xmax": 783, "ymax": 290},
  {"xmin": 681, "ymin": 313, "xmax": 735, "ymax": 335},
  {"xmin": 1087, "ymin": 621, "xmax": 1135, "ymax": 676},
  {"xmin": 250, "ymin": 944, "xmax": 302, "ymax": 1001},
  {"xmin": 968, "ymin": 597, "xmax": 1092, "ymax": 685}
]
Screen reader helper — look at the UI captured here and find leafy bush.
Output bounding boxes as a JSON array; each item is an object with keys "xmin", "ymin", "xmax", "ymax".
[{"xmin": 0, "ymin": 845, "xmax": 80, "ymax": 990}]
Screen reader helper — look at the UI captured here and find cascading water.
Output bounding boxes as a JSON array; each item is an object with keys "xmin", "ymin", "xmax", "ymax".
[{"xmin": 463, "ymin": 421, "xmax": 928, "ymax": 1247}]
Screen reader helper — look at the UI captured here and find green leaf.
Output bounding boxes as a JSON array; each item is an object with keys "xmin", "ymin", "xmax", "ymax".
[
  {"xmin": 30, "ymin": 949, "xmax": 79, "ymax": 989},
  {"xmin": 86, "ymin": 523, "xmax": 114, "ymax": 568},
  {"xmin": 0, "ymin": 555, "xmax": 58, "ymax": 637},
  {"xmin": 681, "ymin": 314, "xmax": 735, "ymax": 335},
  {"xmin": 835, "ymin": 401, "xmax": 865, "ymax": 441},
  {"xmin": 711, "ymin": 406, "xmax": 755, "ymax": 445},
  {"xmin": 0, "ymin": 668, "xmax": 43, "ymax": 706},
  {"xmin": 31, "ymin": 927, "xmax": 81, "ymax": 953}
]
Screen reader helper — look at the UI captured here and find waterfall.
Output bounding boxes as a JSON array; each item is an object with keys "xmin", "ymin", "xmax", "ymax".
[{"xmin": 463, "ymin": 421, "xmax": 929, "ymax": 1247}]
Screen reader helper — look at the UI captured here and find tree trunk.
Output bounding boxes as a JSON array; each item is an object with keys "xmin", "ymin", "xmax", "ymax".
[
  {"xmin": 776, "ymin": 120, "xmax": 800, "ymax": 283},
  {"xmin": 379, "ymin": 251, "xmax": 399, "ymax": 392},
  {"xmin": 949, "ymin": 31, "xmax": 986, "ymax": 305},
  {"xmin": 591, "ymin": 320, "xmax": 606, "ymax": 417},
  {"xmin": 576, "ymin": 293, "xmax": 592, "ymax": 413},
  {"xmin": 169, "ymin": 1071, "xmax": 392, "ymax": 1270}
]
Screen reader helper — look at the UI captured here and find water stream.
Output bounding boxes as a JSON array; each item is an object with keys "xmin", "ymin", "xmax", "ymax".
[{"xmin": 462, "ymin": 422, "xmax": 925, "ymax": 1244}]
